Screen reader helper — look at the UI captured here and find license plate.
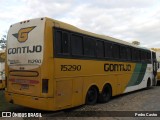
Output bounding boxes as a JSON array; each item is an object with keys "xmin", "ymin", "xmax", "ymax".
[{"xmin": 21, "ymin": 84, "xmax": 29, "ymax": 90}]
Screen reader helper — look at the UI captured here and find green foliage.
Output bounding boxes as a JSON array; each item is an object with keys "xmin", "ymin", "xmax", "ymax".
[{"xmin": 0, "ymin": 35, "xmax": 7, "ymax": 49}]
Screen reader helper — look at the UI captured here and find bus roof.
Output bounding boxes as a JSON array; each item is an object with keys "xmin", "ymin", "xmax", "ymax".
[
  {"xmin": 10, "ymin": 17, "xmax": 150, "ymax": 51},
  {"xmin": 46, "ymin": 17, "xmax": 150, "ymax": 51}
]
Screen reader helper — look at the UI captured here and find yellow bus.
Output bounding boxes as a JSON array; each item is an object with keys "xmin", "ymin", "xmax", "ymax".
[
  {"xmin": 151, "ymin": 48, "xmax": 160, "ymax": 84},
  {"xmin": 5, "ymin": 17, "xmax": 157, "ymax": 111},
  {"xmin": 155, "ymin": 51, "xmax": 160, "ymax": 84},
  {"xmin": 0, "ymin": 51, "xmax": 5, "ymax": 89}
]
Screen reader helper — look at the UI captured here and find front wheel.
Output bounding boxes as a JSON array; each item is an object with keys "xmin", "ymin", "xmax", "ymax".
[{"xmin": 85, "ymin": 86, "xmax": 98, "ymax": 105}]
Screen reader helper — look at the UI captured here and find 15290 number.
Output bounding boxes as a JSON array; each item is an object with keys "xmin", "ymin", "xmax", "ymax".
[{"xmin": 61, "ymin": 65, "xmax": 81, "ymax": 71}]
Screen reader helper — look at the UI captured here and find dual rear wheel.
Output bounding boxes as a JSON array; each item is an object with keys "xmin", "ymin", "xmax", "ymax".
[{"xmin": 85, "ymin": 85, "xmax": 112, "ymax": 105}]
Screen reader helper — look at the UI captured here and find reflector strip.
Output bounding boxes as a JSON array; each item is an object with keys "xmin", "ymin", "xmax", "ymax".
[{"xmin": 9, "ymin": 79, "xmax": 39, "ymax": 85}]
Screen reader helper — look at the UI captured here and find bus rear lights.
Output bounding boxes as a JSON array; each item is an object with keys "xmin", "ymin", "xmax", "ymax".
[{"xmin": 42, "ymin": 79, "xmax": 48, "ymax": 93}]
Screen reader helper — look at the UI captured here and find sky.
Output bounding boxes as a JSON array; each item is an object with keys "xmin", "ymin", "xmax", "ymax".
[{"xmin": 1, "ymin": 0, "xmax": 160, "ymax": 48}]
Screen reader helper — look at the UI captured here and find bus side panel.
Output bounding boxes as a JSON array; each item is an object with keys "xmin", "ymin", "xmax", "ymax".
[
  {"xmin": 72, "ymin": 78, "xmax": 83, "ymax": 106},
  {"xmin": 55, "ymin": 79, "xmax": 72, "ymax": 109},
  {"xmin": 123, "ymin": 64, "xmax": 152, "ymax": 93},
  {"xmin": 54, "ymin": 58, "xmax": 136, "ymax": 99},
  {"xmin": 55, "ymin": 78, "xmax": 83, "ymax": 109}
]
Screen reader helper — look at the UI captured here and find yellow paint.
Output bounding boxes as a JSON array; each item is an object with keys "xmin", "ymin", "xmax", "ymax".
[
  {"xmin": 157, "ymin": 72, "xmax": 160, "ymax": 81},
  {"xmin": 5, "ymin": 17, "xmax": 146, "ymax": 111},
  {"xmin": 0, "ymin": 80, "xmax": 5, "ymax": 89}
]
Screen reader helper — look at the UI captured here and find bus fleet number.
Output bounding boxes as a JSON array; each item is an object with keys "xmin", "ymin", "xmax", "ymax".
[{"xmin": 61, "ymin": 65, "xmax": 81, "ymax": 71}]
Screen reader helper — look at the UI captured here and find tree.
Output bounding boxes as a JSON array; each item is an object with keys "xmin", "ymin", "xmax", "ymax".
[
  {"xmin": 132, "ymin": 41, "xmax": 140, "ymax": 46},
  {"xmin": 151, "ymin": 48, "xmax": 160, "ymax": 51},
  {"xmin": 0, "ymin": 34, "xmax": 7, "ymax": 49}
]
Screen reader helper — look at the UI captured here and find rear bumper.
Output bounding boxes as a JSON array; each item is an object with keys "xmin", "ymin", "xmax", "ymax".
[{"xmin": 5, "ymin": 91, "xmax": 55, "ymax": 111}]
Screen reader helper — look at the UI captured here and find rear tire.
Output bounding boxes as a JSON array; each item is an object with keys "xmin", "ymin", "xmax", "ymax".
[
  {"xmin": 85, "ymin": 86, "xmax": 98, "ymax": 105},
  {"xmin": 146, "ymin": 79, "xmax": 151, "ymax": 89},
  {"xmin": 98, "ymin": 84, "xmax": 112, "ymax": 103}
]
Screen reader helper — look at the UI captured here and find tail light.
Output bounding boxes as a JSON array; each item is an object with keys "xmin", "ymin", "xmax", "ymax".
[{"xmin": 42, "ymin": 79, "xmax": 48, "ymax": 93}]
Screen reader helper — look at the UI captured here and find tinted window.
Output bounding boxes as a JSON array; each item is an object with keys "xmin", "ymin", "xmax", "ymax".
[
  {"xmin": 141, "ymin": 50, "xmax": 146, "ymax": 61},
  {"xmin": 132, "ymin": 48, "xmax": 136, "ymax": 61},
  {"xmin": 132, "ymin": 49, "xmax": 141, "ymax": 61},
  {"xmin": 62, "ymin": 32, "xmax": 70, "ymax": 54},
  {"xmin": 54, "ymin": 28, "xmax": 149, "ymax": 63},
  {"xmin": 135, "ymin": 49, "xmax": 140, "ymax": 61},
  {"xmin": 147, "ymin": 51, "xmax": 151, "ymax": 62},
  {"xmin": 71, "ymin": 34, "xmax": 83, "ymax": 56},
  {"xmin": 105, "ymin": 42, "xmax": 112, "ymax": 58},
  {"xmin": 96, "ymin": 40, "xmax": 104, "ymax": 58},
  {"xmin": 138, "ymin": 50, "xmax": 141, "ymax": 61},
  {"xmin": 54, "ymin": 30, "xmax": 70, "ymax": 55},
  {"xmin": 84, "ymin": 37, "xmax": 95, "ymax": 57},
  {"xmin": 126, "ymin": 47, "xmax": 131, "ymax": 60},
  {"xmin": 120, "ymin": 46, "xmax": 127, "ymax": 60},
  {"xmin": 112, "ymin": 44, "xmax": 120, "ymax": 59},
  {"xmin": 152, "ymin": 52, "xmax": 156, "ymax": 59},
  {"xmin": 55, "ymin": 31, "xmax": 62, "ymax": 53}
]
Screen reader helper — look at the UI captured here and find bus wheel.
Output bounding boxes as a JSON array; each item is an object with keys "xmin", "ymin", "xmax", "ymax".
[
  {"xmin": 147, "ymin": 78, "xmax": 151, "ymax": 88},
  {"xmin": 98, "ymin": 84, "xmax": 112, "ymax": 103},
  {"xmin": 85, "ymin": 86, "xmax": 98, "ymax": 105}
]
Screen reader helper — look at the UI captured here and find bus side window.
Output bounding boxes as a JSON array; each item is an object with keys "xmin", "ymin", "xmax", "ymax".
[
  {"xmin": 105, "ymin": 42, "xmax": 112, "ymax": 59},
  {"xmin": 96, "ymin": 40, "xmax": 104, "ymax": 58},
  {"xmin": 132, "ymin": 48, "xmax": 136, "ymax": 61},
  {"xmin": 141, "ymin": 50, "xmax": 144, "ymax": 62},
  {"xmin": 62, "ymin": 32, "xmax": 70, "ymax": 54},
  {"xmin": 71, "ymin": 34, "xmax": 83, "ymax": 56},
  {"xmin": 55, "ymin": 31, "xmax": 62, "ymax": 54},
  {"xmin": 147, "ymin": 51, "xmax": 151, "ymax": 63},
  {"xmin": 144, "ymin": 51, "xmax": 147, "ymax": 62},
  {"xmin": 55, "ymin": 30, "xmax": 70, "ymax": 55},
  {"xmin": 137, "ymin": 50, "xmax": 141, "ymax": 62},
  {"xmin": 112, "ymin": 44, "xmax": 120, "ymax": 59},
  {"xmin": 120, "ymin": 46, "xmax": 127, "ymax": 60},
  {"xmin": 84, "ymin": 37, "xmax": 96, "ymax": 57},
  {"xmin": 126, "ymin": 47, "xmax": 131, "ymax": 60}
]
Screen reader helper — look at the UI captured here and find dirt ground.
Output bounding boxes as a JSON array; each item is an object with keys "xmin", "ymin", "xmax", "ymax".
[{"xmin": 0, "ymin": 86, "xmax": 160, "ymax": 120}]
